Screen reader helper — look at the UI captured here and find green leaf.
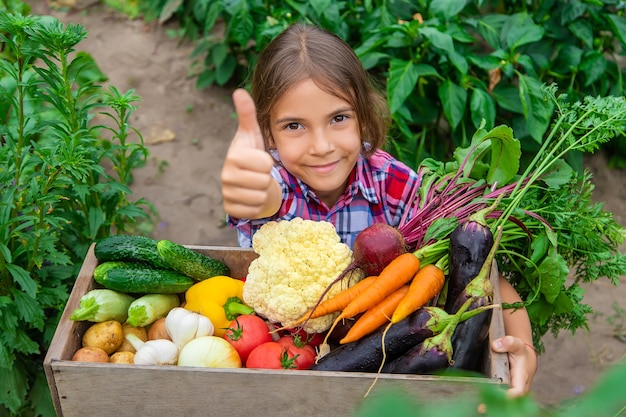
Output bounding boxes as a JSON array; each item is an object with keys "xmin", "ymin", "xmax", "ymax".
[
  {"xmin": 423, "ymin": 217, "xmax": 459, "ymax": 243},
  {"xmin": 6, "ymin": 264, "xmax": 37, "ymax": 298},
  {"xmin": 580, "ymin": 51, "xmax": 607, "ymax": 87},
  {"xmin": 469, "ymin": 88, "xmax": 495, "ymax": 130},
  {"xmin": 447, "ymin": 49, "xmax": 468, "ymax": 74},
  {"xmin": 438, "ymin": 79, "xmax": 467, "ymax": 130},
  {"xmin": 541, "ymin": 160, "xmax": 574, "ymax": 189},
  {"xmin": 529, "ymin": 233, "xmax": 549, "ymax": 265},
  {"xmin": 568, "ymin": 20, "xmax": 593, "ymax": 49},
  {"xmin": 229, "ymin": 8, "xmax": 254, "ymax": 47},
  {"xmin": 551, "ymin": 290, "xmax": 575, "ymax": 316},
  {"xmin": 414, "ymin": 63, "xmax": 440, "ymax": 78},
  {"xmin": 88, "ymin": 206, "xmax": 105, "ymax": 240},
  {"xmin": 560, "ymin": 0, "xmax": 586, "ymax": 25},
  {"xmin": 387, "ymin": 59, "xmax": 420, "ymax": 114},
  {"xmin": 536, "ymin": 248, "xmax": 568, "ymax": 304},
  {"xmin": 202, "ymin": 1, "xmax": 223, "ymax": 33},
  {"xmin": 0, "ymin": 242, "xmax": 11, "ymax": 263},
  {"xmin": 196, "ymin": 69, "xmax": 215, "ymax": 89},
  {"xmin": 158, "ymin": 0, "xmax": 184, "ymax": 24},
  {"xmin": 606, "ymin": 13, "xmax": 626, "ymax": 47},
  {"xmin": 359, "ymin": 51, "xmax": 389, "ymax": 70},
  {"xmin": 554, "ymin": 44, "xmax": 583, "ymax": 74},
  {"xmin": 492, "ymin": 85, "xmax": 523, "ymax": 114},
  {"xmin": 211, "ymin": 43, "xmax": 229, "ymax": 68},
  {"xmin": 310, "ymin": 0, "xmax": 332, "ymax": 17},
  {"xmin": 429, "ymin": 0, "xmax": 467, "ymax": 21},
  {"xmin": 456, "ymin": 124, "xmax": 520, "ymax": 185},
  {"xmin": 477, "ymin": 14, "xmax": 507, "ymax": 49},
  {"xmin": 419, "ymin": 26, "xmax": 455, "ymax": 54},
  {"xmin": 517, "ymin": 75, "xmax": 553, "ymax": 143},
  {"xmin": 502, "ymin": 13, "xmax": 544, "ymax": 51},
  {"xmin": 482, "ymin": 125, "xmax": 521, "ymax": 186},
  {"xmin": 215, "ymin": 54, "xmax": 237, "ymax": 86}
]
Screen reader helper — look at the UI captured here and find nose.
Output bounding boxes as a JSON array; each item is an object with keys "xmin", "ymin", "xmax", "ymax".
[{"xmin": 310, "ymin": 127, "xmax": 334, "ymax": 155}]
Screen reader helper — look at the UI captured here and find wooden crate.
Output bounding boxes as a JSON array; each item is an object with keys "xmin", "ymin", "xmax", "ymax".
[{"xmin": 44, "ymin": 245, "xmax": 510, "ymax": 417}]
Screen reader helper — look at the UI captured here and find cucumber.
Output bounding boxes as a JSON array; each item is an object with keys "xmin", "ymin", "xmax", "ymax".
[
  {"xmin": 93, "ymin": 261, "xmax": 194, "ymax": 294},
  {"xmin": 156, "ymin": 239, "xmax": 230, "ymax": 281},
  {"xmin": 94, "ymin": 235, "xmax": 168, "ymax": 268}
]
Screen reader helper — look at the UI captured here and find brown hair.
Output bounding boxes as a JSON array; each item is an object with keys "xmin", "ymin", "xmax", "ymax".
[{"xmin": 249, "ymin": 23, "xmax": 389, "ymax": 157}]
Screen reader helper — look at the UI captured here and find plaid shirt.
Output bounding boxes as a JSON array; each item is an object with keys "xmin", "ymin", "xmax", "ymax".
[{"xmin": 227, "ymin": 150, "xmax": 419, "ymax": 249}]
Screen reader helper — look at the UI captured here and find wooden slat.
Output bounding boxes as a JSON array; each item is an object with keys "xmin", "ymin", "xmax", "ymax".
[
  {"xmin": 49, "ymin": 362, "xmax": 502, "ymax": 417},
  {"xmin": 486, "ymin": 261, "xmax": 511, "ymax": 385}
]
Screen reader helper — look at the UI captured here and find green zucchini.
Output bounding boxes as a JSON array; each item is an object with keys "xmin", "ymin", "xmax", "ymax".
[
  {"xmin": 156, "ymin": 239, "xmax": 230, "ymax": 281},
  {"xmin": 94, "ymin": 235, "xmax": 168, "ymax": 268},
  {"xmin": 127, "ymin": 293, "xmax": 180, "ymax": 327},
  {"xmin": 93, "ymin": 261, "xmax": 194, "ymax": 294}
]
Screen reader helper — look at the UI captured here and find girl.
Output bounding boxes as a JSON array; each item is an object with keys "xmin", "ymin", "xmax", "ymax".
[{"xmin": 221, "ymin": 23, "xmax": 536, "ymax": 397}]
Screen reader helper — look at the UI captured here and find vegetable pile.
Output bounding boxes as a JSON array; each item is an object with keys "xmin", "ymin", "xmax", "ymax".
[{"xmin": 70, "ymin": 234, "xmax": 325, "ymax": 370}]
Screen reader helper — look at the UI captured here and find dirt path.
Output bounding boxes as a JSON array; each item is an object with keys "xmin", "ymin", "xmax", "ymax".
[{"xmin": 31, "ymin": 1, "xmax": 626, "ymax": 408}]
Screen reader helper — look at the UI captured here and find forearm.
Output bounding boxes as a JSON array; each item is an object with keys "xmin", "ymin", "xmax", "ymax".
[{"xmin": 499, "ymin": 276, "xmax": 533, "ymax": 346}]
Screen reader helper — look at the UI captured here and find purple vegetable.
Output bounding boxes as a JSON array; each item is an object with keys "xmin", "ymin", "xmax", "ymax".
[
  {"xmin": 310, "ymin": 307, "xmax": 452, "ymax": 373},
  {"xmin": 444, "ymin": 212, "xmax": 495, "ymax": 314}
]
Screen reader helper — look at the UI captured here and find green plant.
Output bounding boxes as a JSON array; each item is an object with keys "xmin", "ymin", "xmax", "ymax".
[
  {"xmin": 606, "ymin": 301, "xmax": 626, "ymax": 342},
  {"xmin": 139, "ymin": 0, "xmax": 626, "ymax": 166},
  {"xmin": 0, "ymin": 11, "xmax": 156, "ymax": 416}
]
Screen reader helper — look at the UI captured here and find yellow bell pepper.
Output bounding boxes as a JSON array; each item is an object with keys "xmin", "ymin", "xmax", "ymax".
[{"xmin": 183, "ymin": 276, "xmax": 255, "ymax": 337}]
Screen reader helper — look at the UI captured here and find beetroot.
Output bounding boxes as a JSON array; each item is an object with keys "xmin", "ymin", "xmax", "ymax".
[{"xmin": 353, "ymin": 223, "xmax": 407, "ymax": 276}]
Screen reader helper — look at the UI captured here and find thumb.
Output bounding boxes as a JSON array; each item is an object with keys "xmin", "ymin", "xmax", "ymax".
[
  {"xmin": 231, "ymin": 88, "xmax": 265, "ymax": 150},
  {"xmin": 492, "ymin": 335, "xmax": 524, "ymax": 355}
]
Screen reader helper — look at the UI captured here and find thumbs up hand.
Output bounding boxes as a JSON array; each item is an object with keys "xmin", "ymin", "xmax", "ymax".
[{"xmin": 221, "ymin": 89, "xmax": 278, "ymax": 219}]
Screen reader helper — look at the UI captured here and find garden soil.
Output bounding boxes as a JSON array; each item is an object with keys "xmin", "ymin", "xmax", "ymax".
[{"xmin": 32, "ymin": 1, "xmax": 626, "ymax": 409}]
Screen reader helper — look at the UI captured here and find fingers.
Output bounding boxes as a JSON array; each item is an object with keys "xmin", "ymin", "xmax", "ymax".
[
  {"xmin": 231, "ymin": 88, "xmax": 265, "ymax": 150},
  {"xmin": 491, "ymin": 335, "xmax": 535, "ymax": 398}
]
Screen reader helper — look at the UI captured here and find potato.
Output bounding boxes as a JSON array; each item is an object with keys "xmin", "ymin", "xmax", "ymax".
[
  {"xmin": 147, "ymin": 317, "xmax": 171, "ymax": 341},
  {"xmin": 117, "ymin": 323, "xmax": 148, "ymax": 353},
  {"xmin": 82, "ymin": 320, "xmax": 124, "ymax": 355},
  {"xmin": 110, "ymin": 351, "xmax": 135, "ymax": 364},
  {"xmin": 72, "ymin": 346, "xmax": 109, "ymax": 363}
]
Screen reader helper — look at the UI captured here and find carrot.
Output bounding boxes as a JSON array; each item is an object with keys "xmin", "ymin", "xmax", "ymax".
[
  {"xmin": 278, "ymin": 275, "xmax": 378, "ymax": 330},
  {"xmin": 339, "ymin": 285, "xmax": 410, "ymax": 344},
  {"xmin": 390, "ymin": 263, "xmax": 445, "ymax": 324},
  {"xmin": 318, "ymin": 253, "xmax": 420, "ymax": 350},
  {"xmin": 338, "ymin": 252, "xmax": 420, "ymax": 321}
]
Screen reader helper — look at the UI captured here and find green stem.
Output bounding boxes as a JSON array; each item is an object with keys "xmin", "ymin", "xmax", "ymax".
[{"xmin": 223, "ymin": 297, "xmax": 255, "ymax": 320}]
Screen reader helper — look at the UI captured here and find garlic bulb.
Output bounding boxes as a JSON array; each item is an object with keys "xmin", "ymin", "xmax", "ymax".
[
  {"xmin": 125, "ymin": 333, "xmax": 178, "ymax": 365},
  {"xmin": 165, "ymin": 307, "xmax": 214, "ymax": 350}
]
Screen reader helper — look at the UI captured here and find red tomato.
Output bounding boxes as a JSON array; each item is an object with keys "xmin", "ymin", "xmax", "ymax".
[
  {"xmin": 277, "ymin": 335, "xmax": 316, "ymax": 370},
  {"xmin": 246, "ymin": 341, "xmax": 298, "ymax": 369},
  {"xmin": 223, "ymin": 314, "xmax": 273, "ymax": 365},
  {"xmin": 286, "ymin": 328, "xmax": 325, "ymax": 348}
]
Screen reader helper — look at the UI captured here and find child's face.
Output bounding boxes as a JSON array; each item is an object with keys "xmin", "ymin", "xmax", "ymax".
[{"xmin": 270, "ymin": 79, "xmax": 361, "ymax": 208}]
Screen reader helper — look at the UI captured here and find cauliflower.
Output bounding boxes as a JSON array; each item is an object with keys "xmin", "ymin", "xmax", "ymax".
[{"xmin": 242, "ymin": 218, "xmax": 363, "ymax": 333}]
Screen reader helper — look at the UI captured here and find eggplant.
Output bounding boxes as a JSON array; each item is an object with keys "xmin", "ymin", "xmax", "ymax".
[
  {"xmin": 451, "ymin": 308, "xmax": 492, "ymax": 371},
  {"xmin": 444, "ymin": 217, "xmax": 494, "ymax": 314},
  {"xmin": 381, "ymin": 308, "xmax": 460, "ymax": 374},
  {"xmin": 449, "ymin": 227, "xmax": 503, "ymax": 371},
  {"xmin": 382, "ymin": 299, "xmax": 495, "ymax": 374},
  {"xmin": 310, "ymin": 307, "xmax": 454, "ymax": 372}
]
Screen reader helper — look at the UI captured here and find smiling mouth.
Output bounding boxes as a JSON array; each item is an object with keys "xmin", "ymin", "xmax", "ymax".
[{"xmin": 309, "ymin": 161, "xmax": 338, "ymax": 173}]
